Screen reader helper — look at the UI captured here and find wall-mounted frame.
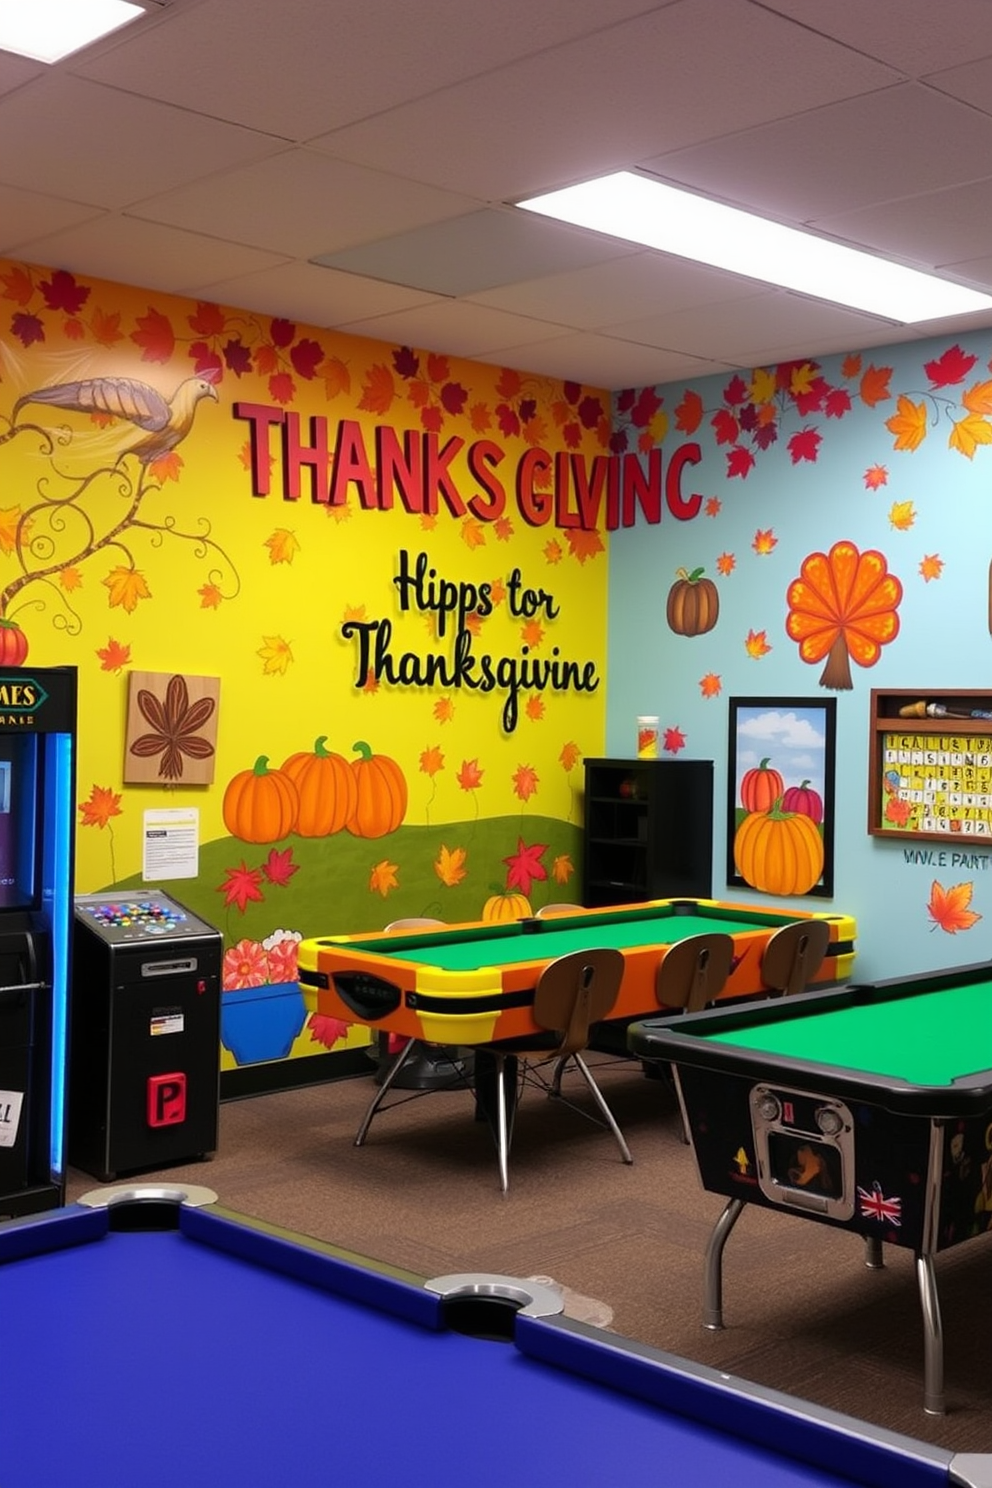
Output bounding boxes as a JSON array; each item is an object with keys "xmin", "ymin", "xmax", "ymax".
[
  {"xmin": 868, "ymin": 688, "xmax": 992, "ymax": 842},
  {"xmin": 727, "ymin": 697, "xmax": 836, "ymax": 898},
  {"xmin": 124, "ymin": 671, "xmax": 220, "ymax": 785}
]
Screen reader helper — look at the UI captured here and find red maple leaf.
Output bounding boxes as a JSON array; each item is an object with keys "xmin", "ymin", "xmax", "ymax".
[
  {"xmin": 630, "ymin": 386, "xmax": 663, "ymax": 427},
  {"xmin": 392, "ymin": 345, "xmax": 419, "ymax": 379},
  {"xmin": 262, "ymin": 847, "xmax": 299, "ymax": 886},
  {"xmin": 217, "ymin": 861, "xmax": 265, "ymax": 913},
  {"xmin": 441, "ymin": 381, "xmax": 468, "ymax": 415},
  {"xmin": 675, "ymin": 389, "xmax": 704, "ymax": 434},
  {"xmin": 291, "ymin": 338, "xmax": 324, "ymax": 379},
  {"xmin": 824, "ymin": 387, "xmax": 852, "ymax": 419},
  {"xmin": 131, "ymin": 308, "xmax": 175, "ymax": 363},
  {"xmin": 924, "ymin": 344, "xmax": 977, "ymax": 388},
  {"xmin": 11, "ymin": 312, "xmax": 44, "ymax": 347},
  {"xmin": 96, "ymin": 637, "xmax": 131, "ymax": 673},
  {"xmin": 787, "ymin": 427, "xmax": 822, "ymax": 465},
  {"xmin": 663, "ymin": 726, "xmax": 686, "ymax": 754},
  {"xmin": 864, "ymin": 464, "xmax": 888, "ymax": 490},
  {"xmin": 504, "ymin": 837, "xmax": 548, "ymax": 896},
  {"xmin": 188, "ymin": 301, "xmax": 226, "ymax": 337},
  {"xmin": 270, "ymin": 317, "xmax": 295, "ymax": 347},
  {"xmin": 427, "ymin": 352, "xmax": 451, "ymax": 383},
  {"xmin": 722, "ymin": 374, "xmax": 748, "ymax": 406},
  {"xmin": 223, "ymin": 338, "xmax": 253, "ymax": 376},
  {"xmin": 726, "ymin": 446, "xmax": 756, "ymax": 479},
  {"xmin": 577, "ymin": 395, "xmax": 604, "ymax": 429},
  {"xmin": 269, "ymin": 371, "xmax": 295, "ymax": 405},
  {"xmin": 495, "ymin": 403, "xmax": 520, "ymax": 438},
  {"xmin": 307, "ymin": 1013, "xmax": 349, "ymax": 1050},
  {"xmin": 190, "ymin": 341, "xmax": 223, "ymax": 381},
  {"xmin": 711, "ymin": 408, "xmax": 739, "ymax": 446},
  {"xmin": 40, "ymin": 269, "xmax": 89, "ymax": 315}
]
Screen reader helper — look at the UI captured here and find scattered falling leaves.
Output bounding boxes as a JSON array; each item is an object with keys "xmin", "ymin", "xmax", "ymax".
[
  {"xmin": 0, "ymin": 505, "xmax": 26, "ymax": 556},
  {"xmin": 859, "ymin": 365, "xmax": 892, "ymax": 407},
  {"xmin": 888, "ymin": 500, "xmax": 916, "ymax": 531},
  {"xmin": 559, "ymin": 742, "xmax": 581, "ymax": 772},
  {"xmin": 521, "ymin": 620, "xmax": 544, "ymax": 648},
  {"xmin": 513, "ymin": 764, "xmax": 539, "ymax": 801},
  {"xmin": 59, "ymin": 565, "xmax": 83, "ymax": 592},
  {"xmin": 752, "ymin": 529, "xmax": 777, "ymax": 555},
  {"xmin": 262, "ymin": 847, "xmax": 299, "ymax": 886},
  {"xmin": 716, "ymin": 552, "xmax": 735, "ymax": 576},
  {"xmin": 525, "ymin": 696, "xmax": 545, "ymax": 721},
  {"xmin": 704, "ymin": 496, "xmax": 722, "ymax": 517},
  {"xmin": 264, "ymin": 528, "xmax": 300, "ymax": 565},
  {"xmin": 308, "ymin": 1013, "xmax": 349, "ymax": 1050},
  {"xmin": 544, "ymin": 539, "xmax": 563, "ymax": 565},
  {"xmin": 199, "ymin": 582, "xmax": 223, "ymax": 609},
  {"xmin": 257, "ymin": 635, "xmax": 294, "ymax": 675},
  {"xmin": 552, "ymin": 854, "xmax": 574, "ymax": 886},
  {"xmin": 369, "ymin": 859, "xmax": 399, "ymax": 897},
  {"xmin": 864, "ymin": 465, "xmax": 888, "ymax": 490},
  {"xmin": 103, "ymin": 565, "xmax": 151, "ymax": 613},
  {"xmin": 461, "ymin": 517, "xmax": 486, "ymax": 549},
  {"xmin": 745, "ymin": 629, "xmax": 772, "ymax": 659},
  {"xmin": 919, "ymin": 554, "xmax": 944, "ymax": 582},
  {"xmin": 699, "ymin": 673, "xmax": 722, "ymax": 698},
  {"xmin": 565, "ymin": 527, "xmax": 605, "ymax": 563},
  {"xmin": 78, "ymin": 785, "xmax": 122, "ymax": 829},
  {"xmin": 924, "ymin": 345, "xmax": 977, "ymax": 387},
  {"xmin": 927, "ymin": 879, "xmax": 982, "ymax": 934},
  {"xmin": 948, "ymin": 412, "xmax": 992, "ymax": 459},
  {"xmin": 435, "ymin": 844, "xmax": 468, "ymax": 887},
  {"xmin": 433, "ymin": 697, "xmax": 455, "ymax": 724},
  {"xmin": 457, "ymin": 758, "xmax": 484, "ymax": 791},
  {"xmin": 885, "ymin": 395, "xmax": 928, "ymax": 452},
  {"xmin": 420, "ymin": 745, "xmax": 444, "ymax": 777},
  {"xmin": 358, "ymin": 363, "xmax": 395, "ymax": 415}
]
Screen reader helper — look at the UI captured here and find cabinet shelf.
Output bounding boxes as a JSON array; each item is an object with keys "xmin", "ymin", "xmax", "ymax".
[
  {"xmin": 869, "ymin": 689, "xmax": 992, "ymax": 843},
  {"xmin": 582, "ymin": 757, "xmax": 713, "ymax": 907}
]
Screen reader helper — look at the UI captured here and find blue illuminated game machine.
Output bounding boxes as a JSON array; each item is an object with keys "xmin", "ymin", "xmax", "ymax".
[{"xmin": 0, "ymin": 666, "xmax": 76, "ymax": 1218}]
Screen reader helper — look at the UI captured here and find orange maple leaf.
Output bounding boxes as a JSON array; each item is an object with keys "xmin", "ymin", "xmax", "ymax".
[
  {"xmin": 494, "ymin": 517, "xmax": 514, "ymax": 542},
  {"xmin": 103, "ymin": 565, "xmax": 151, "ymax": 613},
  {"xmin": 886, "ymin": 395, "xmax": 927, "ymax": 452},
  {"xmin": 369, "ymin": 859, "xmax": 399, "ymax": 897},
  {"xmin": 522, "ymin": 415, "xmax": 549, "ymax": 448},
  {"xmin": 342, "ymin": 604, "xmax": 367, "ymax": 623},
  {"xmin": 699, "ymin": 673, "xmax": 722, "ymax": 698},
  {"xmin": 147, "ymin": 451, "xmax": 183, "ymax": 483},
  {"xmin": 407, "ymin": 378, "xmax": 431, "ymax": 410},
  {"xmin": 544, "ymin": 540, "xmax": 563, "ymax": 565},
  {"xmin": 513, "ymin": 764, "xmax": 539, "ymax": 801},
  {"xmin": 199, "ymin": 582, "xmax": 223, "ymax": 609},
  {"xmin": 525, "ymin": 696, "xmax": 545, "ymax": 721},
  {"xmin": 948, "ymin": 412, "xmax": 992, "ymax": 459},
  {"xmin": 489, "ymin": 578, "xmax": 506, "ymax": 606},
  {"xmin": 434, "ymin": 844, "xmax": 468, "ymax": 888},
  {"xmin": 962, "ymin": 380, "xmax": 992, "ymax": 416},
  {"xmin": 78, "ymin": 785, "xmax": 122, "ymax": 828},
  {"xmin": 705, "ymin": 496, "xmax": 722, "ymax": 517},
  {"xmin": 358, "ymin": 364, "xmax": 396, "ymax": 416},
  {"xmin": 96, "ymin": 637, "xmax": 130, "ymax": 673},
  {"xmin": 675, "ymin": 389, "xmax": 704, "ymax": 434},
  {"xmin": 1, "ymin": 266, "xmax": 34, "ymax": 305},
  {"xmin": 919, "ymin": 554, "xmax": 944, "ymax": 582},
  {"xmin": 457, "ymin": 758, "xmax": 484, "ymax": 791},
  {"xmin": 864, "ymin": 464, "xmax": 888, "ymax": 490},
  {"xmin": 461, "ymin": 518, "xmax": 486, "ymax": 550},
  {"xmin": 927, "ymin": 879, "xmax": 982, "ymax": 934},
  {"xmin": 566, "ymin": 527, "xmax": 605, "ymax": 564},
  {"xmin": 552, "ymin": 853, "xmax": 574, "ymax": 886},
  {"xmin": 254, "ymin": 345, "xmax": 280, "ymax": 375},
  {"xmin": 841, "ymin": 354, "xmax": 862, "ymax": 380},
  {"xmin": 752, "ymin": 529, "xmax": 777, "ymax": 555},
  {"xmin": 888, "ymin": 500, "xmax": 916, "ymax": 531},
  {"xmin": 188, "ymin": 301, "xmax": 226, "ymax": 337},
  {"xmin": 91, "ymin": 308, "xmax": 123, "ymax": 347},
  {"xmin": 419, "ymin": 745, "xmax": 444, "ymax": 777},
  {"xmin": 264, "ymin": 528, "xmax": 300, "ymax": 565},
  {"xmin": 131, "ymin": 308, "xmax": 175, "ymax": 363},
  {"xmin": 495, "ymin": 368, "xmax": 523, "ymax": 400},
  {"xmin": 322, "ymin": 357, "xmax": 351, "ymax": 400},
  {"xmin": 434, "ymin": 697, "xmax": 455, "ymax": 724},
  {"xmin": 521, "ymin": 620, "xmax": 544, "ymax": 648},
  {"xmin": 0, "ymin": 505, "xmax": 25, "ymax": 556},
  {"xmin": 716, "ymin": 552, "xmax": 735, "ymax": 576},
  {"xmin": 860, "ymin": 364, "xmax": 892, "ymax": 407},
  {"xmin": 469, "ymin": 402, "xmax": 492, "ymax": 432},
  {"xmin": 257, "ymin": 635, "xmax": 294, "ymax": 675},
  {"xmin": 59, "ymin": 565, "xmax": 83, "ymax": 592},
  {"xmin": 559, "ymin": 741, "xmax": 581, "ymax": 772},
  {"xmin": 745, "ymin": 629, "xmax": 772, "ymax": 659}
]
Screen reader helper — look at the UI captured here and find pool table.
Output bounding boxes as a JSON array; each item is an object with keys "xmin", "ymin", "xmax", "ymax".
[
  {"xmin": 628, "ymin": 962, "xmax": 992, "ymax": 1416},
  {"xmin": 298, "ymin": 898, "xmax": 857, "ymax": 1045},
  {"xmin": 2, "ymin": 1184, "xmax": 988, "ymax": 1488}
]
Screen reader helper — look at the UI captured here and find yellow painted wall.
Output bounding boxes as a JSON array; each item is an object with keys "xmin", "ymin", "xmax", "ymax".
[{"xmin": 0, "ymin": 260, "xmax": 609, "ymax": 1069}]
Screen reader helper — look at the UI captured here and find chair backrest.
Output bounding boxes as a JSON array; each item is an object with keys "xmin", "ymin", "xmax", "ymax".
[
  {"xmin": 655, "ymin": 933, "xmax": 735, "ymax": 1014},
  {"xmin": 531, "ymin": 947, "xmax": 625, "ymax": 1055},
  {"xmin": 760, "ymin": 919, "xmax": 830, "ymax": 996},
  {"xmin": 384, "ymin": 917, "xmax": 445, "ymax": 931},
  {"xmin": 535, "ymin": 903, "xmax": 583, "ymax": 918}
]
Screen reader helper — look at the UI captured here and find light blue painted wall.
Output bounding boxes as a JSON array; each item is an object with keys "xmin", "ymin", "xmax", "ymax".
[{"xmin": 608, "ymin": 331, "xmax": 992, "ymax": 981}]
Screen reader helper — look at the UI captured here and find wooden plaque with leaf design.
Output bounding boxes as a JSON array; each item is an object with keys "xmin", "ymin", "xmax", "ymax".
[{"xmin": 124, "ymin": 671, "xmax": 220, "ymax": 785}]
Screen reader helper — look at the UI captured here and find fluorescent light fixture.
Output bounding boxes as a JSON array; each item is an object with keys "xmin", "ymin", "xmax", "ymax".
[
  {"xmin": 518, "ymin": 170, "xmax": 992, "ymax": 324},
  {"xmin": 0, "ymin": 0, "xmax": 145, "ymax": 64}
]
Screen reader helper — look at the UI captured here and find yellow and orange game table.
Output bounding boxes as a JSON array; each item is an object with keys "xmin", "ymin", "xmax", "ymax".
[{"xmin": 298, "ymin": 898, "xmax": 857, "ymax": 1046}]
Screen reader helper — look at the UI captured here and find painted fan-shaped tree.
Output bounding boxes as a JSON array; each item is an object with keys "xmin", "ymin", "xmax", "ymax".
[{"xmin": 786, "ymin": 541, "xmax": 902, "ymax": 690}]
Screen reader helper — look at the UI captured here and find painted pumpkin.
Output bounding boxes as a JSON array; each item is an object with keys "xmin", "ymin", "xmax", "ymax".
[
  {"xmin": 666, "ymin": 567, "xmax": 719, "ymax": 636},
  {"xmin": 734, "ymin": 801, "xmax": 825, "ymax": 897},
  {"xmin": 482, "ymin": 889, "xmax": 533, "ymax": 922},
  {"xmin": 740, "ymin": 758, "xmax": 784, "ymax": 813},
  {"xmin": 781, "ymin": 778, "xmax": 824, "ymax": 826},
  {"xmin": 281, "ymin": 736, "xmax": 357, "ymax": 837},
  {"xmin": 222, "ymin": 755, "xmax": 299, "ymax": 844},
  {"xmin": 346, "ymin": 741, "xmax": 408, "ymax": 838},
  {"xmin": 0, "ymin": 618, "xmax": 28, "ymax": 666}
]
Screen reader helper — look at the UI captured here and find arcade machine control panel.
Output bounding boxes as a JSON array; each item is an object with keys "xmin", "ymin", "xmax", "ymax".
[{"xmin": 70, "ymin": 890, "xmax": 222, "ymax": 1181}]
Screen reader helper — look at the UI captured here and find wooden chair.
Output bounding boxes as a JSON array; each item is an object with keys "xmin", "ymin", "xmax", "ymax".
[
  {"xmin": 654, "ymin": 932, "xmax": 735, "ymax": 1014},
  {"xmin": 760, "ymin": 919, "xmax": 830, "ymax": 997},
  {"xmin": 474, "ymin": 947, "xmax": 632, "ymax": 1194}
]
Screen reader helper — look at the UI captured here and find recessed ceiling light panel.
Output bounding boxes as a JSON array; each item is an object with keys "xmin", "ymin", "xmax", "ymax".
[
  {"xmin": 0, "ymin": 0, "xmax": 146, "ymax": 64},
  {"xmin": 518, "ymin": 170, "xmax": 992, "ymax": 324}
]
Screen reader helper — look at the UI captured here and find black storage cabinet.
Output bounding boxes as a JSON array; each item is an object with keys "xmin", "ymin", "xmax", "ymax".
[
  {"xmin": 582, "ymin": 757, "xmax": 714, "ymax": 905},
  {"xmin": 70, "ymin": 890, "xmax": 222, "ymax": 1181}
]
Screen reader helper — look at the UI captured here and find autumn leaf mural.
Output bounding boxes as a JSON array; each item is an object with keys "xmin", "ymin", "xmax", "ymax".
[{"xmin": 786, "ymin": 540, "xmax": 902, "ymax": 690}]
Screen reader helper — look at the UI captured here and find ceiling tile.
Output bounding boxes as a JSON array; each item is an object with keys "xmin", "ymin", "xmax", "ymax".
[
  {"xmin": 755, "ymin": 0, "xmax": 992, "ymax": 76},
  {"xmin": 131, "ymin": 149, "xmax": 479, "ymax": 258},
  {"xmin": 488, "ymin": 332, "xmax": 730, "ymax": 389},
  {"xmin": 645, "ymin": 83, "xmax": 992, "ymax": 224},
  {"xmin": 314, "ymin": 209, "xmax": 636, "ymax": 295},
  {"xmin": 812, "ymin": 181, "xmax": 992, "ymax": 280},
  {"xmin": 13, "ymin": 216, "xmax": 285, "ymax": 296},
  {"xmin": 309, "ymin": 0, "xmax": 899, "ymax": 201},
  {"xmin": 189, "ymin": 262, "xmax": 441, "ymax": 327},
  {"xmin": 334, "ymin": 299, "xmax": 571, "ymax": 361},
  {"xmin": 0, "ymin": 186, "xmax": 104, "ymax": 255}
]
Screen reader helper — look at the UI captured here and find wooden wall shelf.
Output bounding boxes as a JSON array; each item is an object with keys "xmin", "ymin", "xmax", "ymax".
[{"xmin": 868, "ymin": 689, "xmax": 992, "ymax": 843}]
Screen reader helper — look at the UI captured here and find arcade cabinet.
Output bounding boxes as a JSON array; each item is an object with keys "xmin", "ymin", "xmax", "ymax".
[{"xmin": 0, "ymin": 666, "xmax": 76, "ymax": 1219}]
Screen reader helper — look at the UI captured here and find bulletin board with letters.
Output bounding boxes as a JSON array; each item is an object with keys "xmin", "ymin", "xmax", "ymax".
[{"xmin": 869, "ymin": 690, "xmax": 992, "ymax": 842}]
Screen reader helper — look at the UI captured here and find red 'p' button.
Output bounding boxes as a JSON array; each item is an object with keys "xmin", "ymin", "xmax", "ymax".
[{"xmin": 147, "ymin": 1072, "xmax": 187, "ymax": 1127}]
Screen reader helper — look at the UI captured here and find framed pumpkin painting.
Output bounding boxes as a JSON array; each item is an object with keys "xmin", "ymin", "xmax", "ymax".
[{"xmin": 726, "ymin": 697, "xmax": 836, "ymax": 898}]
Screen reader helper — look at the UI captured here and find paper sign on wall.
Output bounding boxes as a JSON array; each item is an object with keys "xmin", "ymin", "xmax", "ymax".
[{"xmin": 143, "ymin": 808, "xmax": 199, "ymax": 881}]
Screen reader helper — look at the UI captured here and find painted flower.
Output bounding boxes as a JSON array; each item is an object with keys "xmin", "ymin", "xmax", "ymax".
[
  {"xmin": 265, "ymin": 936, "xmax": 300, "ymax": 984},
  {"xmin": 222, "ymin": 937, "xmax": 268, "ymax": 990}
]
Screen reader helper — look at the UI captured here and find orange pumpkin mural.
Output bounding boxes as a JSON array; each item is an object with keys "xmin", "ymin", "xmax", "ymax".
[
  {"xmin": 666, "ymin": 566, "xmax": 719, "ymax": 636},
  {"xmin": 734, "ymin": 801, "xmax": 825, "ymax": 897},
  {"xmin": 222, "ymin": 756, "xmax": 299, "ymax": 844},
  {"xmin": 346, "ymin": 741, "xmax": 408, "ymax": 839},
  {"xmin": 280, "ymin": 737, "xmax": 357, "ymax": 837},
  {"xmin": 740, "ymin": 758, "xmax": 784, "ymax": 813},
  {"xmin": 482, "ymin": 888, "xmax": 533, "ymax": 922}
]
